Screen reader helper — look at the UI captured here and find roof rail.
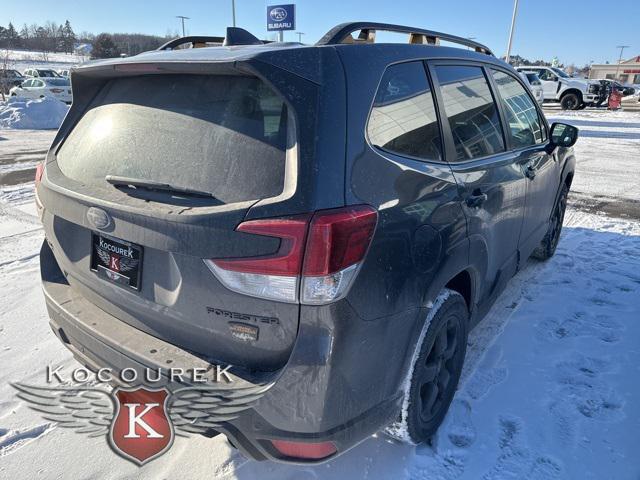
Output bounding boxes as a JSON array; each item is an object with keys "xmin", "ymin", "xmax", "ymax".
[
  {"xmin": 316, "ymin": 22, "xmax": 494, "ymax": 56},
  {"xmin": 158, "ymin": 27, "xmax": 267, "ymax": 51}
]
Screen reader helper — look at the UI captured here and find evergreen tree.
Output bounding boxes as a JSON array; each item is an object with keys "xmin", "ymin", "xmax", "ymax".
[
  {"xmin": 92, "ymin": 33, "xmax": 120, "ymax": 58},
  {"xmin": 62, "ymin": 20, "xmax": 75, "ymax": 53}
]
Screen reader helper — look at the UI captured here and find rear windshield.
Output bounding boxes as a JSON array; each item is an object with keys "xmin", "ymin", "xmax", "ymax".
[
  {"xmin": 57, "ymin": 74, "xmax": 290, "ymax": 204},
  {"xmin": 46, "ymin": 78, "xmax": 70, "ymax": 86},
  {"xmin": 38, "ymin": 70, "xmax": 60, "ymax": 77}
]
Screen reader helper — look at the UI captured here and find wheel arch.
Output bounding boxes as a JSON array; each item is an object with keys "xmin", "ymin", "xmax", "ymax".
[{"xmin": 560, "ymin": 88, "xmax": 583, "ymax": 101}]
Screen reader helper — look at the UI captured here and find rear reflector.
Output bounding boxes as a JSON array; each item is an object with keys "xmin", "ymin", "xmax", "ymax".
[
  {"xmin": 205, "ymin": 205, "xmax": 377, "ymax": 304},
  {"xmin": 270, "ymin": 439, "xmax": 337, "ymax": 460}
]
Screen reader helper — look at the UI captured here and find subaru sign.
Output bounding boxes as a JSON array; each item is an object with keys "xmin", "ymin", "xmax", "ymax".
[{"xmin": 267, "ymin": 4, "xmax": 295, "ymax": 31}]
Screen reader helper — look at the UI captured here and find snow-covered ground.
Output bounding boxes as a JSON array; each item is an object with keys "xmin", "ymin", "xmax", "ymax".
[
  {"xmin": 0, "ymin": 111, "xmax": 639, "ymax": 479},
  {"xmin": 2, "ymin": 48, "xmax": 86, "ymax": 72}
]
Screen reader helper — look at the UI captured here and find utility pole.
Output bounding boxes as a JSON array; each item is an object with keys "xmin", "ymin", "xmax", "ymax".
[
  {"xmin": 176, "ymin": 15, "xmax": 190, "ymax": 36},
  {"xmin": 614, "ymin": 45, "xmax": 630, "ymax": 81},
  {"xmin": 505, "ymin": 0, "xmax": 519, "ymax": 64},
  {"xmin": 295, "ymin": 32, "xmax": 305, "ymax": 43},
  {"xmin": 231, "ymin": 0, "xmax": 236, "ymax": 27}
]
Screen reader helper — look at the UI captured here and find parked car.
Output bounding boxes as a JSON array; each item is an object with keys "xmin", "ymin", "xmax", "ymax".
[
  {"xmin": 23, "ymin": 68, "xmax": 61, "ymax": 78},
  {"xmin": 597, "ymin": 79, "xmax": 635, "ymax": 97},
  {"xmin": 10, "ymin": 77, "xmax": 72, "ymax": 103},
  {"xmin": 0, "ymin": 68, "xmax": 25, "ymax": 94},
  {"xmin": 516, "ymin": 66, "xmax": 605, "ymax": 109},
  {"xmin": 520, "ymin": 71, "xmax": 544, "ymax": 104},
  {"xmin": 36, "ymin": 23, "xmax": 578, "ymax": 464}
]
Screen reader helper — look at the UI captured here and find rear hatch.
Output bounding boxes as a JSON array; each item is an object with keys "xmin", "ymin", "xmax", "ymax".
[{"xmin": 39, "ymin": 63, "xmax": 311, "ymax": 371}]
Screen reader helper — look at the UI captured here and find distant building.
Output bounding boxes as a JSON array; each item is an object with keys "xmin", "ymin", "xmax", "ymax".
[
  {"xmin": 74, "ymin": 43, "xmax": 93, "ymax": 56},
  {"xmin": 589, "ymin": 56, "xmax": 640, "ymax": 84}
]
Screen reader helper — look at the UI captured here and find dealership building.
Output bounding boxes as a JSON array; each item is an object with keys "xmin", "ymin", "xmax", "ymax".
[{"xmin": 589, "ymin": 56, "xmax": 640, "ymax": 84}]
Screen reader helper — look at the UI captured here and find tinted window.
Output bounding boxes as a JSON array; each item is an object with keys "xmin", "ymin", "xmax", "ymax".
[
  {"xmin": 491, "ymin": 70, "xmax": 544, "ymax": 148},
  {"xmin": 37, "ymin": 70, "xmax": 59, "ymax": 77},
  {"xmin": 434, "ymin": 65, "xmax": 504, "ymax": 161},
  {"xmin": 57, "ymin": 74, "xmax": 291, "ymax": 204},
  {"xmin": 538, "ymin": 69, "xmax": 557, "ymax": 81},
  {"xmin": 368, "ymin": 62, "xmax": 442, "ymax": 161},
  {"xmin": 45, "ymin": 78, "xmax": 70, "ymax": 86},
  {"xmin": 525, "ymin": 73, "xmax": 541, "ymax": 85}
]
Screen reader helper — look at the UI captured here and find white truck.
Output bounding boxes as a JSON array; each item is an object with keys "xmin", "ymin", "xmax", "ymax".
[{"xmin": 515, "ymin": 66, "xmax": 605, "ymax": 110}]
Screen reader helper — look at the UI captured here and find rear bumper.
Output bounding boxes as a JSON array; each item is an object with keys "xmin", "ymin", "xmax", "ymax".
[{"xmin": 40, "ymin": 239, "xmax": 411, "ymax": 463}]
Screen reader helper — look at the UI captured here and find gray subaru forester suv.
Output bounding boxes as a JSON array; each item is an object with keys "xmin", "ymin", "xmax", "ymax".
[{"xmin": 36, "ymin": 23, "xmax": 578, "ymax": 463}]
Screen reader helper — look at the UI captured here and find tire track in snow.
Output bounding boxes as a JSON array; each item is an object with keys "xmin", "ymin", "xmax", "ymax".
[{"xmin": 0, "ymin": 423, "xmax": 55, "ymax": 457}]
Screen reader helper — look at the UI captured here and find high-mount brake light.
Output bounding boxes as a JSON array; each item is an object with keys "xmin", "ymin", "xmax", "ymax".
[{"xmin": 204, "ymin": 206, "xmax": 377, "ymax": 304}]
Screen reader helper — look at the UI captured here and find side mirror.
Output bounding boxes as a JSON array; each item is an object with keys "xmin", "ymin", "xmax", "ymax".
[{"xmin": 548, "ymin": 122, "xmax": 579, "ymax": 152}]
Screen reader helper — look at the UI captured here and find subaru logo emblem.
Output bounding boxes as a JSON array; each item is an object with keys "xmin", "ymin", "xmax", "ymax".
[
  {"xmin": 270, "ymin": 7, "xmax": 287, "ymax": 21},
  {"xmin": 87, "ymin": 207, "xmax": 112, "ymax": 230}
]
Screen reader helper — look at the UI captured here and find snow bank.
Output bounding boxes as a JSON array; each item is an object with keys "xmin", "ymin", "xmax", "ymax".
[{"xmin": 0, "ymin": 97, "xmax": 69, "ymax": 130}]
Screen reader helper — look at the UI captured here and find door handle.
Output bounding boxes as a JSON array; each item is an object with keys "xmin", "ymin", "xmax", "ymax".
[
  {"xmin": 525, "ymin": 165, "xmax": 537, "ymax": 180},
  {"xmin": 466, "ymin": 191, "xmax": 488, "ymax": 208}
]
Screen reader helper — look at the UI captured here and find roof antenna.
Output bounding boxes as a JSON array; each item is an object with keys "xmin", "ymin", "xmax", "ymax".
[{"xmin": 223, "ymin": 27, "xmax": 263, "ymax": 46}]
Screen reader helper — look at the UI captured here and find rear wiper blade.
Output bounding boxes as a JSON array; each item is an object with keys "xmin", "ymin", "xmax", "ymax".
[{"xmin": 105, "ymin": 175, "xmax": 217, "ymax": 199}]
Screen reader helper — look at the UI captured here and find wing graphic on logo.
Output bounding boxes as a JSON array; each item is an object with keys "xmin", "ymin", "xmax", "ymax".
[
  {"xmin": 119, "ymin": 256, "xmax": 139, "ymax": 273},
  {"xmin": 12, "ymin": 383, "xmax": 115, "ymax": 437},
  {"xmin": 168, "ymin": 382, "xmax": 274, "ymax": 436},
  {"xmin": 96, "ymin": 245, "xmax": 111, "ymax": 266}
]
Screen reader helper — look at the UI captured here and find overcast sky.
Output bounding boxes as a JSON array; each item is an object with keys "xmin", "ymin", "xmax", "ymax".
[{"xmin": 2, "ymin": 0, "xmax": 637, "ymax": 66}]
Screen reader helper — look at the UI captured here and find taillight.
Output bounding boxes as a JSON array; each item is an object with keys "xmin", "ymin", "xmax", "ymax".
[
  {"xmin": 204, "ymin": 205, "xmax": 377, "ymax": 304},
  {"xmin": 301, "ymin": 206, "xmax": 377, "ymax": 304},
  {"xmin": 270, "ymin": 439, "xmax": 337, "ymax": 460},
  {"xmin": 50, "ymin": 88, "xmax": 64, "ymax": 93},
  {"xmin": 35, "ymin": 162, "xmax": 44, "ymax": 185},
  {"xmin": 34, "ymin": 161, "xmax": 45, "ymax": 212},
  {"xmin": 204, "ymin": 216, "xmax": 310, "ymax": 303}
]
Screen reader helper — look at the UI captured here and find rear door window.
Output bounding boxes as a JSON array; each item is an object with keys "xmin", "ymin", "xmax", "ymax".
[
  {"xmin": 434, "ymin": 65, "xmax": 505, "ymax": 161},
  {"xmin": 367, "ymin": 61, "xmax": 442, "ymax": 161},
  {"xmin": 491, "ymin": 70, "xmax": 545, "ymax": 148},
  {"xmin": 56, "ymin": 74, "xmax": 291, "ymax": 204}
]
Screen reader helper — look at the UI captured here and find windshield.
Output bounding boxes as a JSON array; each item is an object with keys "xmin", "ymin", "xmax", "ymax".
[
  {"xmin": 551, "ymin": 68, "xmax": 570, "ymax": 78},
  {"xmin": 37, "ymin": 70, "xmax": 60, "ymax": 77},
  {"xmin": 45, "ymin": 78, "xmax": 70, "ymax": 86},
  {"xmin": 56, "ymin": 74, "xmax": 292, "ymax": 204}
]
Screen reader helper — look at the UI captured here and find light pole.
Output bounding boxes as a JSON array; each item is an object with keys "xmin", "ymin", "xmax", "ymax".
[
  {"xmin": 614, "ymin": 45, "xmax": 630, "ymax": 81},
  {"xmin": 176, "ymin": 15, "xmax": 190, "ymax": 37},
  {"xmin": 295, "ymin": 32, "xmax": 305, "ymax": 43},
  {"xmin": 505, "ymin": 0, "xmax": 519, "ymax": 64},
  {"xmin": 231, "ymin": 0, "xmax": 236, "ymax": 27}
]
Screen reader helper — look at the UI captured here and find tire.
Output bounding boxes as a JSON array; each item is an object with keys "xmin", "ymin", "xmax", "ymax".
[
  {"xmin": 387, "ymin": 289, "xmax": 468, "ymax": 444},
  {"xmin": 560, "ymin": 93, "xmax": 580, "ymax": 110},
  {"xmin": 577, "ymin": 103, "xmax": 587, "ymax": 110},
  {"xmin": 532, "ymin": 183, "xmax": 569, "ymax": 261}
]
